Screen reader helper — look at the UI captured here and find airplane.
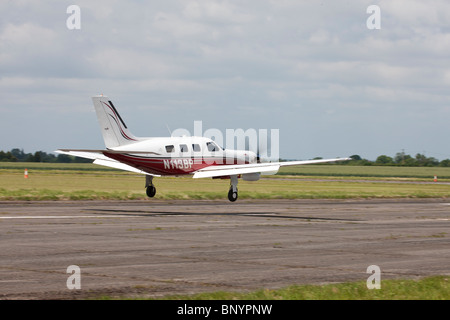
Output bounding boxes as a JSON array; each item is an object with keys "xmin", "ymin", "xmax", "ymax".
[{"xmin": 57, "ymin": 95, "xmax": 351, "ymax": 202}]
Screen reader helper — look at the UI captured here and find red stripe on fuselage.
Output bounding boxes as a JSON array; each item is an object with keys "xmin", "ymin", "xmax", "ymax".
[{"xmin": 103, "ymin": 153, "xmax": 248, "ymax": 176}]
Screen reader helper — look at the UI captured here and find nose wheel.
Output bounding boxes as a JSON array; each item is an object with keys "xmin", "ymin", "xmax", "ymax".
[
  {"xmin": 228, "ymin": 188, "xmax": 238, "ymax": 202},
  {"xmin": 145, "ymin": 175, "xmax": 156, "ymax": 198},
  {"xmin": 228, "ymin": 175, "xmax": 238, "ymax": 202},
  {"xmin": 146, "ymin": 185, "xmax": 156, "ymax": 198}
]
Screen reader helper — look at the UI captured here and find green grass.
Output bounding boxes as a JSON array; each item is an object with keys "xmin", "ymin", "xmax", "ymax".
[
  {"xmin": 278, "ymin": 164, "xmax": 450, "ymax": 180},
  {"xmin": 96, "ymin": 276, "xmax": 450, "ymax": 300},
  {"xmin": 1, "ymin": 163, "xmax": 450, "ymax": 200}
]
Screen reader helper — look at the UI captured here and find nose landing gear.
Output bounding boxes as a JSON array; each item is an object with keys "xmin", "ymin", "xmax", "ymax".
[
  {"xmin": 146, "ymin": 185, "xmax": 156, "ymax": 197},
  {"xmin": 228, "ymin": 175, "xmax": 238, "ymax": 202},
  {"xmin": 145, "ymin": 175, "xmax": 156, "ymax": 198}
]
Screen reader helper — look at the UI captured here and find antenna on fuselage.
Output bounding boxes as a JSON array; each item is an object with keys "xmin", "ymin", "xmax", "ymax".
[{"xmin": 165, "ymin": 123, "xmax": 172, "ymax": 136}]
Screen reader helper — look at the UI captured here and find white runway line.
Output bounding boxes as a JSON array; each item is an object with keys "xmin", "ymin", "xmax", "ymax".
[{"xmin": 0, "ymin": 215, "xmax": 129, "ymax": 219}]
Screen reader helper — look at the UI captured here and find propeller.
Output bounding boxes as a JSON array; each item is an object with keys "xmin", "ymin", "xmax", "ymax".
[
  {"xmin": 242, "ymin": 130, "xmax": 279, "ymax": 163},
  {"xmin": 255, "ymin": 134, "xmax": 278, "ymax": 163},
  {"xmin": 256, "ymin": 144, "xmax": 267, "ymax": 163}
]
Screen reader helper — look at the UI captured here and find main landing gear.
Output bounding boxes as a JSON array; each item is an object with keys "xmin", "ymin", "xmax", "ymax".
[
  {"xmin": 145, "ymin": 174, "xmax": 239, "ymax": 202},
  {"xmin": 228, "ymin": 175, "xmax": 238, "ymax": 202},
  {"xmin": 145, "ymin": 175, "xmax": 156, "ymax": 198}
]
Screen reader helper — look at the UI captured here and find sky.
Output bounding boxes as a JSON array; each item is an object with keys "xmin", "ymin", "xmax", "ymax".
[{"xmin": 1, "ymin": 0, "xmax": 450, "ymax": 161}]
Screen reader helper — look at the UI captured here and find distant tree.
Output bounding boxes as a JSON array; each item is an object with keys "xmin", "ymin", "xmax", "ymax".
[
  {"xmin": 439, "ymin": 159, "xmax": 450, "ymax": 167},
  {"xmin": 360, "ymin": 159, "xmax": 373, "ymax": 166},
  {"xmin": 415, "ymin": 153, "xmax": 439, "ymax": 167},
  {"xmin": 0, "ymin": 151, "xmax": 18, "ymax": 162},
  {"xmin": 25, "ymin": 153, "xmax": 35, "ymax": 162},
  {"xmin": 11, "ymin": 148, "xmax": 27, "ymax": 161},
  {"xmin": 1, "ymin": 149, "xmax": 89, "ymax": 163},
  {"xmin": 73, "ymin": 156, "xmax": 91, "ymax": 163},
  {"xmin": 394, "ymin": 151, "xmax": 406, "ymax": 164},
  {"xmin": 34, "ymin": 151, "xmax": 42, "ymax": 162},
  {"xmin": 415, "ymin": 153, "xmax": 427, "ymax": 166},
  {"xmin": 394, "ymin": 152, "xmax": 415, "ymax": 166},
  {"xmin": 57, "ymin": 154, "xmax": 72, "ymax": 163},
  {"xmin": 375, "ymin": 155, "xmax": 394, "ymax": 165},
  {"xmin": 403, "ymin": 157, "xmax": 417, "ymax": 166},
  {"xmin": 349, "ymin": 155, "xmax": 362, "ymax": 161}
]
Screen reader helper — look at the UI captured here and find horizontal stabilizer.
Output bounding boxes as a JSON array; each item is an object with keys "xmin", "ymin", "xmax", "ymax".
[
  {"xmin": 55, "ymin": 149, "xmax": 160, "ymax": 176},
  {"xmin": 57, "ymin": 149, "xmax": 160, "ymax": 155},
  {"xmin": 93, "ymin": 159, "xmax": 152, "ymax": 175}
]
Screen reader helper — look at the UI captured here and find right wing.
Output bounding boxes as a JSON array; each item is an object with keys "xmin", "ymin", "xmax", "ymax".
[
  {"xmin": 192, "ymin": 157, "xmax": 351, "ymax": 179},
  {"xmin": 55, "ymin": 149, "xmax": 160, "ymax": 176}
]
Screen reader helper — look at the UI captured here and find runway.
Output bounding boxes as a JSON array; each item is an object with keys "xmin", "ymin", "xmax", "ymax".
[{"xmin": 0, "ymin": 198, "xmax": 449, "ymax": 299}]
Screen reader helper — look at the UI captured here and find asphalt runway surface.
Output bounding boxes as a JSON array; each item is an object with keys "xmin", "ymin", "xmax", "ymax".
[{"xmin": 0, "ymin": 198, "xmax": 449, "ymax": 299}]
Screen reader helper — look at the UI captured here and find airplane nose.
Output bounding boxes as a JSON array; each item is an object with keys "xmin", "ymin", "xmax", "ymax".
[
  {"xmin": 248, "ymin": 151, "xmax": 257, "ymax": 163},
  {"xmin": 236, "ymin": 150, "xmax": 257, "ymax": 164}
]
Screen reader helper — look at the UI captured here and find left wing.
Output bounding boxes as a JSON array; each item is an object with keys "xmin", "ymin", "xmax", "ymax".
[{"xmin": 192, "ymin": 157, "xmax": 351, "ymax": 179}]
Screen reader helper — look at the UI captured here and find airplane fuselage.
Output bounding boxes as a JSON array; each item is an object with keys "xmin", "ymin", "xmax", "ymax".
[{"xmin": 105, "ymin": 136, "xmax": 257, "ymax": 176}]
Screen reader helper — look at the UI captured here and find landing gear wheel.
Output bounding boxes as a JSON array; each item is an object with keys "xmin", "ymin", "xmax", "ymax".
[
  {"xmin": 228, "ymin": 188, "xmax": 238, "ymax": 202},
  {"xmin": 146, "ymin": 185, "xmax": 156, "ymax": 198}
]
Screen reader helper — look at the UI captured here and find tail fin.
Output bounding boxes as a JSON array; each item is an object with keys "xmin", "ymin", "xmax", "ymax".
[{"xmin": 92, "ymin": 95, "xmax": 139, "ymax": 148}]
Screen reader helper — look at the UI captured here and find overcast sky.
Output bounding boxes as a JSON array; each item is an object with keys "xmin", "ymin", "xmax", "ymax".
[{"xmin": 1, "ymin": 0, "xmax": 450, "ymax": 160}]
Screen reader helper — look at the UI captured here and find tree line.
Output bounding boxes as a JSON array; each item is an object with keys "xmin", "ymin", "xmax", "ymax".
[
  {"xmin": 0, "ymin": 149, "xmax": 90, "ymax": 163},
  {"xmin": 345, "ymin": 151, "xmax": 450, "ymax": 167},
  {"xmin": 1, "ymin": 148, "xmax": 450, "ymax": 167}
]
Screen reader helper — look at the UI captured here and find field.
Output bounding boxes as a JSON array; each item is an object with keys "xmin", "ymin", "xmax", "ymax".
[
  {"xmin": 1, "ymin": 162, "xmax": 450, "ymax": 200},
  {"xmin": 278, "ymin": 164, "xmax": 450, "ymax": 180},
  {"xmin": 147, "ymin": 276, "xmax": 450, "ymax": 300}
]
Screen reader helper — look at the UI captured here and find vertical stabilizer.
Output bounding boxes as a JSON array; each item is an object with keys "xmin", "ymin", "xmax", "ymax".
[{"xmin": 92, "ymin": 95, "xmax": 139, "ymax": 148}]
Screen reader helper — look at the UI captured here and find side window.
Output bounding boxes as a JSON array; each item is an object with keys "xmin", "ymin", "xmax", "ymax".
[
  {"xmin": 180, "ymin": 144, "xmax": 188, "ymax": 152},
  {"xmin": 207, "ymin": 142, "xmax": 218, "ymax": 152},
  {"xmin": 165, "ymin": 145, "xmax": 175, "ymax": 153},
  {"xmin": 192, "ymin": 144, "xmax": 201, "ymax": 152}
]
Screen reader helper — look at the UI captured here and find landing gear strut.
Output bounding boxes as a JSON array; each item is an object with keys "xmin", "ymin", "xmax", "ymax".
[
  {"xmin": 228, "ymin": 175, "xmax": 238, "ymax": 202},
  {"xmin": 145, "ymin": 175, "xmax": 156, "ymax": 198}
]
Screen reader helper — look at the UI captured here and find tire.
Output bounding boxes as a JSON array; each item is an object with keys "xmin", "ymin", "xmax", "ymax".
[
  {"xmin": 228, "ymin": 188, "xmax": 238, "ymax": 202},
  {"xmin": 146, "ymin": 186, "xmax": 156, "ymax": 198}
]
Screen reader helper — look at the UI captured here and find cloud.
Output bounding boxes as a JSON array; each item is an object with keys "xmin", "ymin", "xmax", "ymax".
[{"xmin": 0, "ymin": 23, "xmax": 58, "ymax": 66}]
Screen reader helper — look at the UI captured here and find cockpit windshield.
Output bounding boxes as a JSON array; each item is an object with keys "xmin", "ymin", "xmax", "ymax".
[{"xmin": 206, "ymin": 141, "xmax": 222, "ymax": 152}]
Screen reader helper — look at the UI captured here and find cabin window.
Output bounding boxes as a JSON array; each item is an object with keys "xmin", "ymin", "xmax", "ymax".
[
  {"xmin": 192, "ymin": 144, "xmax": 201, "ymax": 152},
  {"xmin": 180, "ymin": 144, "xmax": 188, "ymax": 152},
  {"xmin": 165, "ymin": 145, "xmax": 175, "ymax": 153},
  {"xmin": 207, "ymin": 142, "xmax": 220, "ymax": 152}
]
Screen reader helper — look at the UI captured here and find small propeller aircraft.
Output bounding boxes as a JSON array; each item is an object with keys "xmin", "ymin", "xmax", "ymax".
[{"xmin": 57, "ymin": 95, "xmax": 351, "ymax": 201}]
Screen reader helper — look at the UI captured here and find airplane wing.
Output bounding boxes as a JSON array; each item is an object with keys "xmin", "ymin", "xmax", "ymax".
[
  {"xmin": 192, "ymin": 157, "xmax": 351, "ymax": 179},
  {"xmin": 55, "ymin": 149, "xmax": 160, "ymax": 176}
]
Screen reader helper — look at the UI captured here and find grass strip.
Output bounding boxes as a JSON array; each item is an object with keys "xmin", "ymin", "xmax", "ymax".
[
  {"xmin": 2, "ymin": 164, "xmax": 450, "ymax": 200},
  {"xmin": 95, "ymin": 276, "xmax": 450, "ymax": 300}
]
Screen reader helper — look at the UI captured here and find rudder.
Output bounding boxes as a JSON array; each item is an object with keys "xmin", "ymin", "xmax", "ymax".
[{"xmin": 92, "ymin": 95, "xmax": 139, "ymax": 148}]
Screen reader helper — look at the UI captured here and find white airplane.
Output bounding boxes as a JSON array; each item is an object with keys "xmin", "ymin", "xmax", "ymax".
[{"xmin": 57, "ymin": 95, "xmax": 351, "ymax": 202}]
